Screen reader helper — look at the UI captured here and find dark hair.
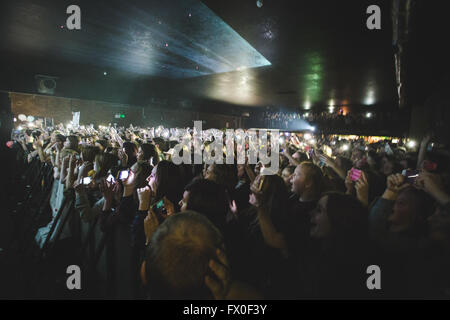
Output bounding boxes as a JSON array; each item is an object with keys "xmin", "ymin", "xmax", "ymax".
[
  {"xmin": 253, "ymin": 174, "xmax": 290, "ymax": 233},
  {"xmin": 140, "ymin": 143, "xmax": 159, "ymax": 164},
  {"xmin": 300, "ymin": 161, "xmax": 324, "ymax": 199},
  {"xmin": 65, "ymin": 135, "xmax": 80, "ymax": 153},
  {"xmin": 55, "ymin": 134, "xmax": 66, "ymax": 143},
  {"xmin": 154, "ymin": 160, "xmax": 184, "ymax": 210},
  {"xmin": 397, "ymin": 187, "xmax": 435, "ymax": 237},
  {"xmin": 94, "ymin": 153, "xmax": 118, "ymax": 180},
  {"xmin": 95, "ymin": 139, "xmax": 108, "ymax": 150},
  {"xmin": 323, "ymin": 192, "xmax": 368, "ymax": 243},
  {"xmin": 81, "ymin": 145, "xmax": 100, "ymax": 163},
  {"xmin": 185, "ymin": 179, "xmax": 228, "ymax": 231},
  {"xmin": 123, "ymin": 141, "xmax": 138, "ymax": 166},
  {"xmin": 209, "ymin": 164, "xmax": 238, "ymax": 196},
  {"xmin": 144, "ymin": 211, "xmax": 223, "ymax": 299},
  {"xmin": 133, "ymin": 161, "xmax": 153, "ymax": 202}
]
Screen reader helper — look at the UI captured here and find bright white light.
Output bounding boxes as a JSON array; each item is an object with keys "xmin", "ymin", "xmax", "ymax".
[
  {"xmin": 304, "ymin": 101, "xmax": 311, "ymax": 110},
  {"xmin": 366, "ymin": 112, "xmax": 372, "ymax": 118},
  {"xmin": 392, "ymin": 139, "xmax": 399, "ymax": 144},
  {"xmin": 304, "ymin": 112, "xmax": 310, "ymax": 117},
  {"xmin": 104, "ymin": 72, "xmax": 107, "ymax": 76},
  {"xmin": 279, "ymin": 137, "xmax": 284, "ymax": 144},
  {"xmin": 310, "ymin": 126, "xmax": 316, "ymax": 132},
  {"xmin": 27, "ymin": 116, "xmax": 35, "ymax": 122},
  {"xmin": 17, "ymin": 126, "xmax": 23, "ymax": 130},
  {"xmin": 309, "ymin": 139, "xmax": 316, "ymax": 144},
  {"xmin": 329, "ymin": 99, "xmax": 335, "ymax": 106},
  {"xmin": 67, "ymin": 124, "xmax": 72, "ymax": 129},
  {"xmin": 304, "ymin": 133, "xmax": 312, "ymax": 140},
  {"xmin": 328, "ymin": 106, "xmax": 335, "ymax": 113},
  {"xmin": 18, "ymin": 114, "xmax": 27, "ymax": 121},
  {"xmin": 342, "ymin": 144, "xmax": 349, "ymax": 151},
  {"xmin": 407, "ymin": 140, "xmax": 416, "ymax": 148},
  {"xmin": 14, "ymin": 118, "xmax": 17, "ymax": 122}
]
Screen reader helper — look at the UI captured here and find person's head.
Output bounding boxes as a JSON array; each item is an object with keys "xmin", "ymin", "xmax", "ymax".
[
  {"xmin": 123, "ymin": 141, "xmax": 138, "ymax": 165},
  {"xmin": 249, "ymin": 174, "xmax": 290, "ymax": 231},
  {"xmin": 95, "ymin": 139, "xmax": 108, "ymax": 152},
  {"xmin": 204, "ymin": 164, "xmax": 237, "ymax": 194},
  {"xmin": 351, "ymin": 148, "xmax": 365, "ymax": 165},
  {"xmin": 55, "ymin": 133, "xmax": 66, "ymax": 148},
  {"xmin": 281, "ymin": 166, "xmax": 296, "ymax": 190},
  {"xmin": 427, "ymin": 206, "xmax": 450, "ymax": 244},
  {"xmin": 292, "ymin": 151, "xmax": 308, "ymax": 163},
  {"xmin": 132, "ymin": 161, "xmax": 153, "ymax": 190},
  {"xmin": 310, "ymin": 192, "xmax": 368, "ymax": 243},
  {"xmin": 138, "ymin": 143, "xmax": 159, "ymax": 165},
  {"xmin": 381, "ymin": 155, "xmax": 402, "ymax": 177},
  {"xmin": 179, "ymin": 179, "xmax": 228, "ymax": 231},
  {"xmin": 81, "ymin": 145, "xmax": 100, "ymax": 163},
  {"xmin": 93, "ymin": 153, "xmax": 118, "ymax": 180},
  {"xmin": 64, "ymin": 135, "xmax": 80, "ymax": 152},
  {"xmin": 147, "ymin": 160, "xmax": 183, "ymax": 207},
  {"xmin": 142, "ymin": 211, "xmax": 224, "ymax": 299},
  {"xmin": 388, "ymin": 187, "xmax": 435, "ymax": 235},
  {"xmin": 290, "ymin": 162, "xmax": 323, "ymax": 200}
]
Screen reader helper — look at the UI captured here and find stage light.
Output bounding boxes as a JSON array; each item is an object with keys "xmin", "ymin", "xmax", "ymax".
[
  {"xmin": 27, "ymin": 116, "xmax": 35, "ymax": 122},
  {"xmin": 304, "ymin": 102, "xmax": 311, "ymax": 110},
  {"xmin": 104, "ymin": 72, "xmax": 107, "ymax": 76},
  {"xmin": 310, "ymin": 126, "xmax": 316, "ymax": 131},
  {"xmin": 14, "ymin": 118, "xmax": 17, "ymax": 122},
  {"xmin": 407, "ymin": 140, "xmax": 416, "ymax": 148},
  {"xmin": 342, "ymin": 144, "xmax": 349, "ymax": 151},
  {"xmin": 18, "ymin": 114, "xmax": 27, "ymax": 121},
  {"xmin": 366, "ymin": 112, "xmax": 372, "ymax": 118}
]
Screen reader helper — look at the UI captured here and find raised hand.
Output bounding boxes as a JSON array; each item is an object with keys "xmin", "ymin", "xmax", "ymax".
[
  {"xmin": 137, "ymin": 186, "xmax": 152, "ymax": 211},
  {"xmin": 355, "ymin": 171, "xmax": 369, "ymax": 207},
  {"xmin": 345, "ymin": 170, "xmax": 354, "ymax": 195},
  {"xmin": 416, "ymin": 171, "xmax": 450, "ymax": 206},
  {"xmin": 144, "ymin": 207, "xmax": 160, "ymax": 246}
]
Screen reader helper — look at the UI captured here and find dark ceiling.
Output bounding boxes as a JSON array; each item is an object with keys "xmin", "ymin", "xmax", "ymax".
[{"xmin": 0, "ymin": 0, "xmax": 447, "ymax": 113}]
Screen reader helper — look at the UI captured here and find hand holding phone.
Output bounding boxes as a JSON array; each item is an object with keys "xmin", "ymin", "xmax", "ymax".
[
  {"xmin": 402, "ymin": 169, "xmax": 419, "ymax": 185},
  {"xmin": 82, "ymin": 176, "xmax": 92, "ymax": 185},
  {"xmin": 119, "ymin": 170, "xmax": 129, "ymax": 180},
  {"xmin": 350, "ymin": 168, "xmax": 362, "ymax": 182}
]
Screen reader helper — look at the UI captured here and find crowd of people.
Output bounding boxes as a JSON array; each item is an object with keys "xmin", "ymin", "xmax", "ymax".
[
  {"xmin": 7, "ymin": 121, "xmax": 450, "ymax": 299},
  {"xmin": 262, "ymin": 110, "xmax": 404, "ymax": 133}
]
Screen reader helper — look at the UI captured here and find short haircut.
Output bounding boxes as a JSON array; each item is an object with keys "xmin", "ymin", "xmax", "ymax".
[
  {"xmin": 145, "ymin": 211, "xmax": 224, "ymax": 299},
  {"xmin": 300, "ymin": 161, "xmax": 324, "ymax": 198},
  {"xmin": 184, "ymin": 179, "xmax": 228, "ymax": 231}
]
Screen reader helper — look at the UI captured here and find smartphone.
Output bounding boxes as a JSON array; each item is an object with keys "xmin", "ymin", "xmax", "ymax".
[
  {"xmin": 151, "ymin": 199, "xmax": 167, "ymax": 224},
  {"xmin": 350, "ymin": 168, "xmax": 362, "ymax": 182},
  {"xmin": 83, "ymin": 177, "xmax": 92, "ymax": 185},
  {"xmin": 119, "ymin": 170, "xmax": 129, "ymax": 180},
  {"xmin": 323, "ymin": 145, "xmax": 332, "ymax": 158},
  {"xmin": 106, "ymin": 174, "xmax": 115, "ymax": 183},
  {"xmin": 402, "ymin": 169, "xmax": 419, "ymax": 184}
]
